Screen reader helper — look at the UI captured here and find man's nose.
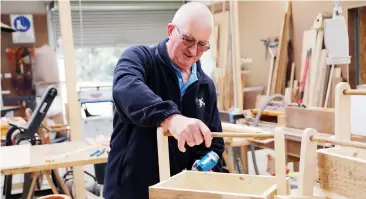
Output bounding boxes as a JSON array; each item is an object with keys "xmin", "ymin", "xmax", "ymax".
[{"xmin": 187, "ymin": 44, "xmax": 198, "ymax": 56}]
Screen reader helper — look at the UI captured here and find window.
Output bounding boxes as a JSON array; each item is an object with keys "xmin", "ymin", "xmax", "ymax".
[{"xmin": 56, "ymin": 45, "xmax": 129, "ymax": 103}]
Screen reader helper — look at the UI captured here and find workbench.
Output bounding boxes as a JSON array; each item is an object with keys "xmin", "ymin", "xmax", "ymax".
[
  {"xmin": 1, "ymin": 139, "xmax": 108, "ymax": 198},
  {"xmin": 224, "ymin": 119, "xmax": 366, "ymax": 174},
  {"xmin": 1, "ymin": 140, "xmax": 108, "ymax": 175}
]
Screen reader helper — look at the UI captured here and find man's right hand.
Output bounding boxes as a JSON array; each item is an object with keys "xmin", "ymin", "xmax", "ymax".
[{"xmin": 160, "ymin": 114, "xmax": 212, "ymax": 152}]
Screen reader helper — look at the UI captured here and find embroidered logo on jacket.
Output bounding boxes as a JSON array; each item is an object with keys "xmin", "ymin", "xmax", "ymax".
[{"xmin": 196, "ymin": 97, "xmax": 205, "ymax": 108}]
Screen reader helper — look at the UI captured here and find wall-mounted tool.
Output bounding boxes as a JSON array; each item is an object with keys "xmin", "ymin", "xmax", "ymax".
[{"xmin": 261, "ymin": 38, "xmax": 279, "ymax": 96}]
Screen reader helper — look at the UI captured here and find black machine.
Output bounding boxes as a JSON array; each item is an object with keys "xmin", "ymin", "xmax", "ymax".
[
  {"xmin": 3, "ymin": 85, "xmax": 102, "ymax": 198},
  {"xmin": 3, "ymin": 86, "xmax": 61, "ymax": 199},
  {"xmin": 6, "ymin": 86, "xmax": 58, "ymax": 146}
]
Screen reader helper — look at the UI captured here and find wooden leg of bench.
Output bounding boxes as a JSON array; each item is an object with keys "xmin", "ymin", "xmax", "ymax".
[
  {"xmin": 27, "ymin": 172, "xmax": 39, "ymax": 199},
  {"xmin": 53, "ymin": 169, "xmax": 71, "ymax": 196},
  {"xmin": 223, "ymin": 148, "xmax": 235, "ymax": 173},
  {"xmin": 44, "ymin": 171, "xmax": 59, "ymax": 194},
  {"xmin": 240, "ymin": 145, "xmax": 249, "ymax": 174}
]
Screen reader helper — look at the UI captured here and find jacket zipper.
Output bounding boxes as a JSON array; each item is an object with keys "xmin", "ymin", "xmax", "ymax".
[
  {"xmin": 180, "ymin": 82, "xmax": 200, "ymax": 114},
  {"xmin": 180, "ymin": 95, "xmax": 183, "ymax": 113}
]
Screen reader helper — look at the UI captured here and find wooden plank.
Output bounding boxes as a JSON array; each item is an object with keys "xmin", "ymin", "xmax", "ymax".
[
  {"xmin": 316, "ymin": 50, "xmax": 328, "ymax": 107},
  {"xmin": 251, "ymin": 109, "xmax": 284, "ymax": 117},
  {"xmin": 209, "ymin": 1, "xmax": 230, "ymax": 14},
  {"xmin": 284, "ymin": 87, "xmax": 292, "ymax": 104},
  {"xmin": 289, "ymin": 62, "xmax": 295, "ymax": 88},
  {"xmin": 316, "ymin": 147, "xmax": 366, "ymax": 199},
  {"xmin": 236, "ymin": 119, "xmax": 366, "ymax": 143},
  {"xmin": 150, "ymin": 187, "xmax": 267, "ymax": 199},
  {"xmin": 157, "ymin": 127, "xmax": 170, "ymax": 182},
  {"xmin": 150, "ymin": 171, "xmax": 283, "ymax": 199},
  {"xmin": 231, "ymin": 0, "xmax": 243, "ymax": 110},
  {"xmin": 311, "ymin": 136, "xmax": 366, "ymax": 150},
  {"xmin": 271, "ymin": 1, "xmax": 292, "ymax": 95},
  {"xmin": 223, "ymin": 149, "xmax": 236, "ymax": 173},
  {"xmin": 251, "ymin": 138, "xmax": 302, "ymax": 158},
  {"xmin": 284, "ymin": 107, "xmax": 334, "ymax": 134},
  {"xmin": 307, "ymin": 13, "xmax": 323, "ymax": 106},
  {"xmin": 240, "ymin": 145, "xmax": 249, "ymax": 174},
  {"xmin": 57, "ymin": 0, "xmax": 85, "ymax": 198},
  {"xmin": 1, "ymin": 140, "xmax": 107, "ymax": 175},
  {"xmin": 308, "ymin": 13, "xmax": 331, "ymax": 106},
  {"xmin": 243, "ymin": 87, "xmax": 263, "ymax": 110},
  {"xmin": 308, "ymin": 29, "xmax": 324, "ymax": 106},
  {"xmin": 348, "ymin": 7, "xmax": 357, "ymax": 88},
  {"xmin": 275, "ymin": 196, "xmax": 325, "ymax": 199},
  {"xmin": 360, "ymin": 7, "xmax": 366, "ymax": 84},
  {"xmin": 0, "ymin": 145, "xmax": 31, "ymax": 170},
  {"xmin": 213, "ymin": 11, "xmax": 229, "ymax": 110}
]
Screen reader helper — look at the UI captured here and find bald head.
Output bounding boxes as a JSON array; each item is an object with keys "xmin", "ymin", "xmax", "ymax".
[
  {"xmin": 172, "ymin": 2, "xmax": 214, "ymax": 30},
  {"xmin": 166, "ymin": 2, "xmax": 214, "ymax": 71}
]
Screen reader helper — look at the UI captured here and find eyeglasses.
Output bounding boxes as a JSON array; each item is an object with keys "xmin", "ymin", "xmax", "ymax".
[{"xmin": 174, "ymin": 25, "xmax": 210, "ymax": 52}]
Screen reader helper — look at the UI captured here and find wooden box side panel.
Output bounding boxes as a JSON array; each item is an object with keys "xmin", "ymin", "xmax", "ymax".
[
  {"xmin": 182, "ymin": 171, "xmax": 277, "ymax": 194},
  {"xmin": 153, "ymin": 171, "xmax": 278, "ymax": 196},
  {"xmin": 149, "ymin": 187, "xmax": 267, "ymax": 199},
  {"xmin": 316, "ymin": 150, "xmax": 366, "ymax": 198},
  {"xmin": 275, "ymin": 196, "xmax": 326, "ymax": 199}
]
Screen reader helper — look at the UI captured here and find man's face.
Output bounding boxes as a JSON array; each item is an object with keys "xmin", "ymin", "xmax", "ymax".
[{"xmin": 167, "ymin": 20, "xmax": 211, "ymax": 70}]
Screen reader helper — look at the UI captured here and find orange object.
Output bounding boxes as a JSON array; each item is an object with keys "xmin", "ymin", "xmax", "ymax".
[
  {"xmin": 1, "ymin": 117, "xmax": 26, "ymax": 137},
  {"xmin": 38, "ymin": 194, "xmax": 70, "ymax": 199}
]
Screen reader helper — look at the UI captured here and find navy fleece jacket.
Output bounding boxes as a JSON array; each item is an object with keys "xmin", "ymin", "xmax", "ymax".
[{"xmin": 103, "ymin": 38, "xmax": 225, "ymax": 199}]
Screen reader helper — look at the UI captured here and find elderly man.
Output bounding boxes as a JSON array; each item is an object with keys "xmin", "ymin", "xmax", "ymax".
[{"xmin": 103, "ymin": 2, "xmax": 225, "ymax": 199}]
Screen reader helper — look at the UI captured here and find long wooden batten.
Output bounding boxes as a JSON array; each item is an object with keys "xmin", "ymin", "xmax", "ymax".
[
  {"xmin": 343, "ymin": 89, "xmax": 366, "ymax": 95},
  {"xmin": 310, "ymin": 135, "xmax": 366, "ymax": 150},
  {"xmin": 163, "ymin": 131, "xmax": 274, "ymax": 139}
]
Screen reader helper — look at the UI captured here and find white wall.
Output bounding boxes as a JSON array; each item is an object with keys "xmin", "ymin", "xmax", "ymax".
[{"xmin": 1, "ymin": 1, "xmax": 47, "ymax": 14}]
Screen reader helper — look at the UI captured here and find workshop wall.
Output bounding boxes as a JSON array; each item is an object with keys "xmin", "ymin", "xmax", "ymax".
[
  {"xmin": 238, "ymin": 1, "xmax": 366, "ymax": 90},
  {"xmin": 1, "ymin": 14, "xmax": 49, "ymax": 116}
]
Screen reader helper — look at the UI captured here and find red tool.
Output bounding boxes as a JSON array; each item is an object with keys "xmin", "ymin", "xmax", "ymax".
[{"xmin": 298, "ymin": 48, "xmax": 312, "ymax": 104}]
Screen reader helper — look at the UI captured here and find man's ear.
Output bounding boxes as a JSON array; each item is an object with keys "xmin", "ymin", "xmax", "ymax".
[{"xmin": 167, "ymin": 23, "xmax": 175, "ymax": 37}]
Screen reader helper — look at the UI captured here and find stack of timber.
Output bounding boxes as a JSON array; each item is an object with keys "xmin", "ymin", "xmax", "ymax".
[
  {"xmin": 210, "ymin": 8, "xmax": 234, "ymax": 111},
  {"xmin": 269, "ymin": 1, "xmax": 293, "ymax": 96},
  {"xmin": 297, "ymin": 12, "xmax": 349, "ymax": 108},
  {"xmin": 298, "ymin": 13, "xmax": 330, "ymax": 107},
  {"xmin": 210, "ymin": 2, "xmax": 246, "ymax": 111}
]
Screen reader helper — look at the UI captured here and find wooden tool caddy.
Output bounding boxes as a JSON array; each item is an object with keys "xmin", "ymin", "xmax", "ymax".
[{"xmin": 149, "ymin": 125, "xmax": 290, "ymax": 199}]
